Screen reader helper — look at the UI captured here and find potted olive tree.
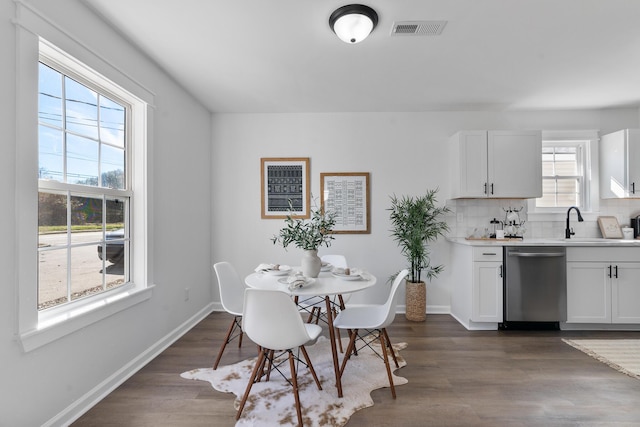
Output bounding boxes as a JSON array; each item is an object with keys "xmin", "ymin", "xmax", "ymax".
[
  {"xmin": 272, "ymin": 203, "xmax": 337, "ymax": 278},
  {"xmin": 388, "ymin": 188, "xmax": 450, "ymax": 321}
]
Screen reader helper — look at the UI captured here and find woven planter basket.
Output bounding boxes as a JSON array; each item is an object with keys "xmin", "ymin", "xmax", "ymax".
[{"xmin": 405, "ymin": 280, "xmax": 426, "ymax": 322}]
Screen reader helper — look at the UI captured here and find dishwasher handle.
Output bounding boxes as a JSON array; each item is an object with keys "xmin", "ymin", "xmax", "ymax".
[{"xmin": 508, "ymin": 252, "xmax": 566, "ymax": 258}]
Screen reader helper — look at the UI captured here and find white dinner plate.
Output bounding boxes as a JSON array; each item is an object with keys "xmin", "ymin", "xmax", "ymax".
[
  {"xmin": 263, "ymin": 265, "xmax": 292, "ymax": 276},
  {"xmin": 277, "ymin": 277, "xmax": 315, "ymax": 288},
  {"xmin": 331, "ymin": 272, "xmax": 363, "ymax": 281}
]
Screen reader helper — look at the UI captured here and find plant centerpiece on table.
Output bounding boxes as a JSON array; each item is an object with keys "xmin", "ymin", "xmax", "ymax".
[
  {"xmin": 388, "ymin": 188, "xmax": 450, "ymax": 321},
  {"xmin": 272, "ymin": 202, "xmax": 337, "ymax": 278}
]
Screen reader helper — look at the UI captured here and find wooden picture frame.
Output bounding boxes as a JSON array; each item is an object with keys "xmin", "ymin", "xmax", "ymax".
[
  {"xmin": 320, "ymin": 172, "xmax": 370, "ymax": 234},
  {"xmin": 261, "ymin": 157, "xmax": 310, "ymax": 219},
  {"xmin": 597, "ymin": 216, "xmax": 623, "ymax": 239}
]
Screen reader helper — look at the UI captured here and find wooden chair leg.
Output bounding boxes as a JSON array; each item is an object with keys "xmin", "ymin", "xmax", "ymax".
[
  {"xmin": 256, "ymin": 347, "xmax": 270, "ymax": 382},
  {"xmin": 288, "ymin": 350, "xmax": 304, "ymax": 427},
  {"xmin": 264, "ymin": 349, "xmax": 275, "ymax": 382},
  {"xmin": 379, "ymin": 331, "xmax": 396, "ymax": 398},
  {"xmin": 333, "ymin": 308, "xmax": 344, "ymax": 353},
  {"xmin": 236, "ymin": 349, "xmax": 266, "ymax": 420},
  {"xmin": 382, "ymin": 328, "xmax": 399, "ymax": 368},
  {"xmin": 213, "ymin": 316, "xmax": 239, "ymax": 370},
  {"xmin": 339, "ymin": 329, "xmax": 358, "ymax": 377},
  {"xmin": 299, "ymin": 345, "xmax": 322, "ymax": 390}
]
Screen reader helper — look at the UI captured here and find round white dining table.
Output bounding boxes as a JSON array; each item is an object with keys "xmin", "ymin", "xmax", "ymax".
[{"xmin": 244, "ymin": 268, "xmax": 376, "ymax": 398}]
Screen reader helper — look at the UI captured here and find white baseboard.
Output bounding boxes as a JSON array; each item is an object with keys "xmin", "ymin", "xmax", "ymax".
[
  {"xmin": 396, "ymin": 304, "xmax": 451, "ymax": 315},
  {"xmin": 45, "ymin": 302, "xmax": 215, "ymax": 427}
]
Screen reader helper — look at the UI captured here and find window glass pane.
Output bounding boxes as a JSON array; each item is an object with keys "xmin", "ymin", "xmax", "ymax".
[
  {"xmin": 70, "ymin": 246, "xmax": 104, "ymax": 301},
  {"xmin": 542, "ymin": 161, "xmax": 554, "ymax": 175},
  {"xmin": 70, "ymin": 195, "xmax": 102, "ymax": 244},
  {"xmin": 65, "ymin": 76, "xmax": 98, "ymax": 139},
  {"xmin": 106, "ymin": 257, "xmax": 126, "ymax": 290},
  {"xmin": 106, "ymin": 198, "xmax": 125, "ymax": 228},
  {"xmin": 38, "ymin": 191, "xmax": 67, "ymax": 247},
  {"xmin": 38, "ymin": 248, "xmax": 68, "ymax": 310},
  {"xmin": 557, "ymin": 193, "xmax": 578, "ymax": 206},
  {"xmin": 557, "ymin": 179, "xmax": 579, "ymax": 194},
  {"xmin": 38, "ymin": 125, "xmax": 64, "ymax": 181},
  {"xmin": 100, "ymin": 96, "xmax": 125, "ymax": 148},
  {"xmin": 101, "ymin": 145, "xmax": 125, "ymax": 189},
  {"xmin": 542, "ymin": 179, "xmax": 557, "ymax": 194},
  {"xmin": 38, "ymin": 63, "xmax": 63, "ymax": 128},
  {"xmin": 67, "ymin": 134, "xmax": 99, "ymax": 185}
]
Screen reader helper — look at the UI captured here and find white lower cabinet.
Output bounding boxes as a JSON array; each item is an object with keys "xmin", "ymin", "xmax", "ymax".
[
  {"xmin": 566, "ymin": 247, "xmax": 640, "ymax": 324},
  {"xmin": 472, "ymin": 250, "xmax": 503, "ymax": 322},
  {"xmin": 450, "ymin": 244, "xmax": 503, "ymax": 330}
]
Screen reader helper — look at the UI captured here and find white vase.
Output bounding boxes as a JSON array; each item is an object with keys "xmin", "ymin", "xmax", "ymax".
[{"xmin": 301, "ymin": 249, "xmax": 321, "ymax": 278}]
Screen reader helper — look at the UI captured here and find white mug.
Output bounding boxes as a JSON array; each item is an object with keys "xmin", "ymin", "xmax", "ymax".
[{"xmin": 496, "ymin": 230, "xmax": 506, "ymax": 239}]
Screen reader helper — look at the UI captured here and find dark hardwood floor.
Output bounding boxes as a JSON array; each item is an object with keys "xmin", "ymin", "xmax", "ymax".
[{"xmin": 73, "ymin": 312, "xmax": 640, "ymax": 426}]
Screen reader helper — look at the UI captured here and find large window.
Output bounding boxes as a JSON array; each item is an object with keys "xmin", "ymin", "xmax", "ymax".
[
  {"xmin": 17, "ymin": 19, "xmax": 152, "ymax": 351},
  {"xmin": 536, "ymin": 139, "xmax": 589, "ymax": 210},
  {"xmin": 37, "ymin": 59, "xmax": 131, "ymax": 311}
]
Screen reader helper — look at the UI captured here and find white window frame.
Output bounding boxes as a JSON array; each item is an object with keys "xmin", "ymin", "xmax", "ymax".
[
  {"xmin": 537, "ymin": 140, "xmax": 588, "ymax": 211},
  {"xmin": 528, "ymin": 130, "xmax": 600, "ymax": 218},
  {"xmin": 15, "ymin": 15, "xmax": 155, "ymax": 352}
]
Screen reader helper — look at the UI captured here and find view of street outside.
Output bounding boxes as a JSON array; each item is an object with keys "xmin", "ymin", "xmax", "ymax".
[{"xmin": 38, "ymin": 231, "xmax": 125, "ymax": 310}]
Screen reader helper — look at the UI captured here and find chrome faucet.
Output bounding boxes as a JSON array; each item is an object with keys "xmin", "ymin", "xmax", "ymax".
[{"xmin": 565, "ymin": 206, "xmax": 584, "ymax": 239}]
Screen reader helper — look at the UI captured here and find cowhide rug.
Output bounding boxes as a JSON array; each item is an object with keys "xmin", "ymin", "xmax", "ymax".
[{"xmin": 181, "ymin": 335, "xmax": 408, "ymax": 426}]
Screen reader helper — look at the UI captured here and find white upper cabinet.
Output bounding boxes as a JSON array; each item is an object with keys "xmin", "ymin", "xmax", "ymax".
[
  {"xmin": 450, "ymin": 130, "xmax": 542, "ymax": 198},
  {"xmin": 600, "ymin": 129, "xmax": 640, "ymax": 199}
]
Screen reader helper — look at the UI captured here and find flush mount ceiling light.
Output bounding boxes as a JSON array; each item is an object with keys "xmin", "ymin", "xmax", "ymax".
[{"xmin": 329, "ymin": 4, "xmax": 378, "ymax": 44}]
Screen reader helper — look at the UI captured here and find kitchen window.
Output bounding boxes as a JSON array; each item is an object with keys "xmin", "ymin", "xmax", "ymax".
[
  {"xmin": 537, "ymin": 141, "xmax": 586, "ymax": 208},
  {"xmin": 534, "ymin": 131, "xmax": 596, "ymax": 213}
]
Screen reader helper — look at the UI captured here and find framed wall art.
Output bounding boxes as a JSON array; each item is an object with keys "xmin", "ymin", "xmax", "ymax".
[
  {"xmin": 597, "ymin": 216, "xmax": 623, "ymax": 239},
  {"xmin": 320, "ymin": 172, "xmax": 370, "ymax": 234},
  {"xmin": 261, "ymin": 157, "xmax": 310, "ymax": 219}
]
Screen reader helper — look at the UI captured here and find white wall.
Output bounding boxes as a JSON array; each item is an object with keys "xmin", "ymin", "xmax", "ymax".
[
  {"xmin": 211, "ymin": 109, "xmax": 640, "ymax": 312},
  {"xmin": 2, "ymin": 1, "xmax": 212, "ymax": 425}
]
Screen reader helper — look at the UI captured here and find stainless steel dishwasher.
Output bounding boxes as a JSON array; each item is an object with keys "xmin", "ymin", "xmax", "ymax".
[{"xmin": 502, "ymin": 246, "xmax": 567, "ymax": 329}]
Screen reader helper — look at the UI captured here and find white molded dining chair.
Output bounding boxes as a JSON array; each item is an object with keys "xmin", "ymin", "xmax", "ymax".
[
  {"xmin": 237, "ymin": 289, "xmax": 323, "ymax": 426},
  {"xmin": 212, "ymin": 262, "xmax": 247, "ymax": 370},
  {"xmin": 333, "ymin": 269, "xmax": 409, "ymax": 398}
]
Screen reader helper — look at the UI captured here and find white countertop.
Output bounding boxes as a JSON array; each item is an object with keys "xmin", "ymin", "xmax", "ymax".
[{"xmin": 447, "ymin": 237, "xmax": 640, "ymax": 247}]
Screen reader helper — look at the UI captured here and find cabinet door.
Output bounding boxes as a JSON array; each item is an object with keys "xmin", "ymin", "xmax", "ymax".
[
  {"xmin": 488, "ymin": 131, "xmax": 542, "ymax": 198},
  {"xmin": 472, "ymin": 261, "xmax": 503, "ymax": 322},
  {"xmin": 628, "ymin": 129, "xmax": 640, "ymax": 197},
  {"xmin": 611, "ymin": 262, "xmax": 640, "ymax": 323},
  {"xmin": 566, "ymin": 262, "xmax": 610, "ymax": 323},
  {"xmin": 453, "ymin": 131, "xmax": 488, "ymax": 198},
  {"xmin": 600, "ymin": 130, "xmax": 628, "ymax": 199}
]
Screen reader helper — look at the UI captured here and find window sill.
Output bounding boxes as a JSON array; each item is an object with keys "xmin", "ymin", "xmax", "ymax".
[{"xmin": 19, "ymin": 285, "xmax": 155, "ymax": 352}]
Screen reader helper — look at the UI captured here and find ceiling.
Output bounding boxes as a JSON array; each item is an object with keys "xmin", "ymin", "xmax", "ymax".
[{"xmin": 84, "ymin": 0, "xmax": 640, "ymax": 114}]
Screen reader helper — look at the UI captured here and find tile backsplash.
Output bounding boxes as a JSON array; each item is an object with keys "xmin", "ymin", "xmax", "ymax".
[{"xmin": 446, "ymin": 198, "xmax": 640, "ymax": 239}]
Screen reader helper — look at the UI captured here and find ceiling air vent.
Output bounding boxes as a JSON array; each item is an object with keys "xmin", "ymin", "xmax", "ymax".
[{"xmin": 391, "ymin": 20, "xmax": 447, "ymax": 36}]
